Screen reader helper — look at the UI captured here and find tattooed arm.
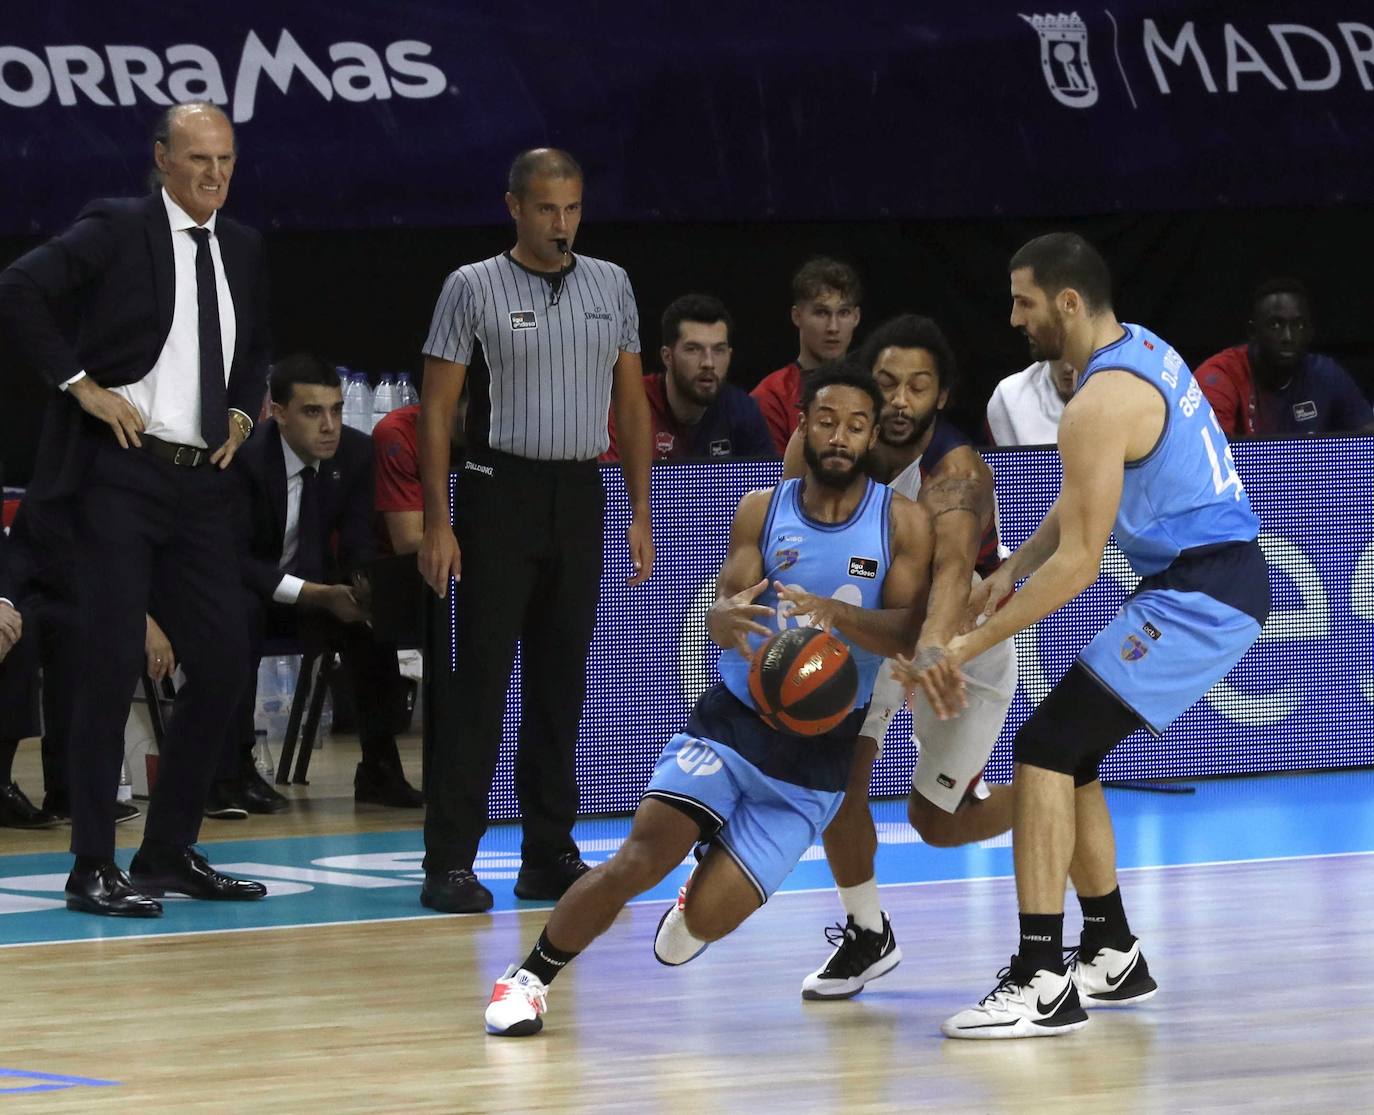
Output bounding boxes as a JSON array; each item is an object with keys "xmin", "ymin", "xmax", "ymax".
[{"xmin": 916, "ymin": 445, "xmax": 995, "ymax": 647}]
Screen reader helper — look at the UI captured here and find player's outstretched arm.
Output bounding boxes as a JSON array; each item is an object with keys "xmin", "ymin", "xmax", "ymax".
[
  {"xmin": 706, "ymin": 490, "xmax": 775, "ymax": 656},
  {"xmin": 775, "ymin": 494, "xmax": 933, "ymax": 658},
  {"xmin": 917, "ymin": 447, "xmax": 994, "ymax": 647}
]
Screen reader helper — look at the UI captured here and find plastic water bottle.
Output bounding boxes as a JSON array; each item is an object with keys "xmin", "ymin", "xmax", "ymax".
[
  {"xmin": 396, "ymin": 372, "xmax": 419, "ymax": 408},
  {"xmin": 371, "ymin": 373, "xmax": 397, "ymax": 431},
  {"xmin": 341, "ymin": 369, "xmax": 370, "ymax": 433}
]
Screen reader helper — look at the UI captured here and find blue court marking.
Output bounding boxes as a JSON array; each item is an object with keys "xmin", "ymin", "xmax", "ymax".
[
  {"xmin": 0, "ymin": 770, "xmax": 1369, "ymax": 948},
  {"xmin": 0, "ymin": 1068, "xmax": 120, "ymax": 1094}
]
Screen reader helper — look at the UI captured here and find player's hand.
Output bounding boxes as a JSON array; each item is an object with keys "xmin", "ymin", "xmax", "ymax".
[
  {"xmin": 706, "ymin": 577, "xmax": 774, "ymax": 656},
  {"xmin": 144, "ymin": 614, "xmax": 176, "ymax": 682},
  {"xmin": 627, "ymin": 514, "xmax": 654, "ymax": 586},
  {"xmin": 69, "ymin": 377, "xmax": 144, "ymax": 449},
  {"xmin": 0, "ymin": 601, "xmax": 22, "ymax": 663},
  {"xmin": 419, "ymin": 524, "xmax": 462, "ymax": 598},
  {"xmin": 894, "ymin": 637, "xmax": 971, "ymax": 721},
  {"xmin": 962, "ymin": 567, "xmax": 1015, "ymax": 634},
  {"xmin": 773, "ymin": 582, "xmax": 848, "ymax": 633}
]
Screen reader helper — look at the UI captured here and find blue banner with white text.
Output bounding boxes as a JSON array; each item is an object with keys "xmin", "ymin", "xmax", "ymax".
[{"xmin": 2, "ymin": 2, "xmax": 1373, "ymax": 234}]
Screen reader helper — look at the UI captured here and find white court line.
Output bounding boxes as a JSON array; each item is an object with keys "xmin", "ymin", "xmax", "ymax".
[{"xmin": 1, "ymin": 847, "xmax": 1370, "ymax": 953}]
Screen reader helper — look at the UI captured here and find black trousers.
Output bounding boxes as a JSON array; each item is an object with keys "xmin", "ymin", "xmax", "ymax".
[
  {"xmin": 0, "ymin": 588, "xmax": 79, "ymax": 796},
  {"xmin": 423, "ymin": 450, "xmax": 605, "ymax": 873},
  {"xmin": 217, "ymin": 590, "xmax": 407, "ymax": 779},
  {"xmin": 67, "ymin": 442, "xmax": 249, "ymax": 859}
]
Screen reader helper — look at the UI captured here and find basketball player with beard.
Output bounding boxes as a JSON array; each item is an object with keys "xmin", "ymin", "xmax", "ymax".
[
  {"xmin": 484, "ymin": 363, "xmax": 933, "ymax": 1037},
  {"xmin": 783, "ymin": 314, "xmax": 1020, "ymax": 1000}
]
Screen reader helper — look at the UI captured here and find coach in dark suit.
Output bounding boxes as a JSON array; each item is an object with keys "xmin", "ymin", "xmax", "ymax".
[
  {"xmin": 218, "ymin": 355, "xmax": 422, "ymax": 813},
  {"xmin": 0, "ymin": 102, "xmax": 267, "ymax": 916}
]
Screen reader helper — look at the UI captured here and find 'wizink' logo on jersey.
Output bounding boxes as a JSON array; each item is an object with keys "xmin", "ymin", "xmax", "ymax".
[{"xmin": 510, "ymin": 311, "xmax": 537, "ymax": 330}]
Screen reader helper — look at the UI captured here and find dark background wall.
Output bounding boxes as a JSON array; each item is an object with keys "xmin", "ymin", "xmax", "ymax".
[{"xmin": 3, "ymin": 202, "xmax": 1371, "ymax": 485}]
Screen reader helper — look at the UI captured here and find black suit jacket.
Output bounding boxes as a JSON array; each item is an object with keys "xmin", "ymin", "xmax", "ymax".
[
  {"xmin": 231, "ymin": 420, "xmax": 378, "ymax": 602},
  {"xmin": 0, "ymin": 522, "xmax": 11, "ymax": 604},
  {"xmin": 0, "ymin": 193, "xmax": 269, "ymax": 499}
]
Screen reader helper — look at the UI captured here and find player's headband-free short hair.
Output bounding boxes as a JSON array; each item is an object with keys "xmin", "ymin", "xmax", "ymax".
[
  {"xmin": 791, "ymin": 257, "xmax": 863, "ymax": 307},
  {"xmin": 1250, "ymin": 276, "xmax": 1311, "ymax": 317},
  {"xmin": 1009, "ymin": 232, "xmax": 1113, "ymax": 315},
  {"xmin": 800, "ymin": 359, "xmax": 885, "ymax": 423},
  {"xmin": 856, "ymin": 313, "xmax": 959, "ymax": 395},
  {"xmin": 661, "ymin": 294, "xmax": 734, "ymax": 348}
]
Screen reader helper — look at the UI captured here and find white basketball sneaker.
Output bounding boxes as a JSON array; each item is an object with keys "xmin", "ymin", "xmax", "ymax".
[
  {"xmin": 653, "ymin": 882, "xmax": 709, "ymax": 966},
  {"xmin": 484, "ymin": 966, "xmax": 548, "ymax": 1037},
  {"xmin": 1068, "ymin": 938, "xmax": 1158, "ymax": 1007},
  {"xmin": 942, "ymin": 957, "xmax": 1089, "ymax": 1040},
  {"xmin": 801, "ymin": 913, "xmax": 902, "ymax": 1000}
]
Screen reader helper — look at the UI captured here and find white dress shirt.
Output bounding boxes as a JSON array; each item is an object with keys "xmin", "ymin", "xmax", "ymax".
[
  {"xmin": 985, "ymin": 361, "xmax": 1070, "ymax": 447},
  {"xmin": 273, "ymin": 439, "xmax": 318, "ymax": 605},
  {"xmin": 62, "ymin": 189, "xmax": 240, "ymax": 449}
]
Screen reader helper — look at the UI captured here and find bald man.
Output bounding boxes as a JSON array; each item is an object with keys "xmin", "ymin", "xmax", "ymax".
[{"xmin": 0, "ymin": 101, "xmax": 269, "ymax": 916}]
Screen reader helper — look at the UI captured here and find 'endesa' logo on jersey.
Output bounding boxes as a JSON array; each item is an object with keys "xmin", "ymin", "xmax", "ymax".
[{"xmin": 0, "ymin": 29, "xmax": 446, "ymax": 123}]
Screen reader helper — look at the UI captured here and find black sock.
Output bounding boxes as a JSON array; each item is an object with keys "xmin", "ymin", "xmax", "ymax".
[
  {"xmin": 521, "ymin": 929, "xmax": 580, "ymax": 986},
  {"xmin": 1078, "ymin": 886, "xmax": 1132, "ymax": 950},
  {"xmin": 0, "ymin": 737, "xmax": 18, "ymax": 783},
  {"xmin": 1018, "ymin": 912, "xmax": 1065, "ymax": 974},
  {"xmin": 74, "ymin": 854, "xmax": 109, "ymax": 872}
]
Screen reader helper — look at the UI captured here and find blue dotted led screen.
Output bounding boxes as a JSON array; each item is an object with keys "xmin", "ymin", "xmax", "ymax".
[{"xmin": 449, "ymin": 437, "xmax": 1374, "ymax": 820}]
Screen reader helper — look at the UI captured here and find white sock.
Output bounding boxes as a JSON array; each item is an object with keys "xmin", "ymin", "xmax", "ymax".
[
  {"xmin": 654, "ymin": 906, "xmax": 708, "ymax": 965},
  {"xmin": 837, "ymin": 879, "xmax": 884, "ymax": 934}
]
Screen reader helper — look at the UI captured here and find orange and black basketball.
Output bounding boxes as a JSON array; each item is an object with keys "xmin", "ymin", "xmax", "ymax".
[{"xmin": 747, "ymin": 626, "xmax": 858, "ymax": 737}]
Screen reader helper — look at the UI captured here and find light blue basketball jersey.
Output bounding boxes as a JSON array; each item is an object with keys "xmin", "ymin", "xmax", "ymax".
[
  {"xmin": 1080, "ymin": 324, "xmax": 1260, "ymax": 576},
  {"xmin": 718, "ymin": 477, "xmax": 892, "ymax": 712}
]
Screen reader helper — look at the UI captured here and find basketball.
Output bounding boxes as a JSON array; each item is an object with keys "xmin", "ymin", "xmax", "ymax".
[{"xmin": 747, "ymin": 626, "xmax": 859, "ymax": 736}]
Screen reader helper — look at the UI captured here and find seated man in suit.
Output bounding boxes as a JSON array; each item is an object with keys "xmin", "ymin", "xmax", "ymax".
[{"xmin": 212, "ymin": 354, "xmax": 423, "ymax": 814}]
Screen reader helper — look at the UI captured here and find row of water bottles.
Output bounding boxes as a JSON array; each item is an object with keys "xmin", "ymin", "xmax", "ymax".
[{"xmin": 341, "ymin": 367, "xmax": 420, "ymax": 434}]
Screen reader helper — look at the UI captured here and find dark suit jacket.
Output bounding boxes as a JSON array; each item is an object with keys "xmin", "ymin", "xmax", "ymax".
[
  {"xmin": 231, "ymin": 420, "xmax": 378, "ymax": 602},
  {"xmin": 0, "ymin": 523, "xmax": 11, "ymax": 604},
  {"xmin": 0, "ymin": 193, "xmax": 270, "ymax": 499}
]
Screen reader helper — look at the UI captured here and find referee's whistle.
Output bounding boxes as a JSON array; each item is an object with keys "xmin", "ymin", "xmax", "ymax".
[{"xmin": 555, "ymin": 237, "xmax": 569, "ymax": 256}]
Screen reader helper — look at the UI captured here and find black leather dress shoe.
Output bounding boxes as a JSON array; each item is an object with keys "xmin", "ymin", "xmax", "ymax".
[
  {"xmin": 65, "ymin": 861, "xmax": 163, "ymax": 917},
  {"xmin": 0, "ymin": 781, "xmax": 61, "ymax": 829},
  {"xmin": 514, "ymin": 852, "xmax": 592, "ymax": 901},
  {"xmin": 420, "ymin": 869, "xmax": 493, "ymax": 913},
  {"xmin": 204, "ymin": 783, "xmax": 250, "ymax": 820},
  {"xmin": 241, "ymin": 765, "xmax": 290, "ymax": 814},
  {"xmin": 129, "ymin": 845, "xmax": 267, "ymax": 901},
  {"xmin": 354, "ymin": 762, "xmax": 424, "ymax": 808}
]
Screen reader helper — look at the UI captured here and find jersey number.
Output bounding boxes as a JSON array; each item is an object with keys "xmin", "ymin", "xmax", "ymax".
[{"xmin": 1200, "ymin": 415, "xmax": 1244, "ymax": 502}]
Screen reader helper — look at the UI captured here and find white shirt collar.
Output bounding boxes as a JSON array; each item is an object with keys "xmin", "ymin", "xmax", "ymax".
[
  {"xmin": 281, "ymin": 436, "xmax": 317, "ymax": 479},
  {"xmin": 161, "ymin": 187, "xmax": 218, "ymax": 236}
]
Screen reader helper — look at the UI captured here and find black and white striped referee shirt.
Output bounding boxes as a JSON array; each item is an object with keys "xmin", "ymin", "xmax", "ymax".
[{"xmin": 422, "ymin": 251, "xmax": 640, "ymax": 461}]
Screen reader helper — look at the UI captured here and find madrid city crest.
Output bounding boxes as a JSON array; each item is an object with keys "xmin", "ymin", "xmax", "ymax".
[{"xmin": 1019, "ymin": 12, "xmax": 1098, "ymax": 108}]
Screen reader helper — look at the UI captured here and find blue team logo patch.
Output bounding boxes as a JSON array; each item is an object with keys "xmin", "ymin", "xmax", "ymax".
[
  {"xmin": 774, "ymin": 548, "xmax": 800, "ymax": 571},
  {"xmin": 510, "ymin": 310, "xmax": 538, "ymax": 331},
  {"xmin": 1121, "ymin": 634, "xmax": 1149, "ymax": 661}
]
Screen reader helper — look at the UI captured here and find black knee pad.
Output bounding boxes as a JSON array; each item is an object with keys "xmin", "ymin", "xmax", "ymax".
[{"xmin": 1014, "ymin": 662, "xmax": 1144, "ymax": 778}]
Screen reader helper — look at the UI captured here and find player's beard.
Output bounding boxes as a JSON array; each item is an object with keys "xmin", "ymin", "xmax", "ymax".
[
  {"xmin": 670, "ymin": 364, "xmax": 720, "ymax": 407},
  {"xmin": 1025, "ymin": 308, "xmax": 1067, "ymax": 362},
  {"xmin": 803, "ymin": 438, "xmax": 870, "ymax": 491},
  {"xmin": 879, "ymin": 405, "xmax": 938, "ymax": 448}
]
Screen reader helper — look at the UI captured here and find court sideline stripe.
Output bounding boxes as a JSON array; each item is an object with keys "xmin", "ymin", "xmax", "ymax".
[{"xmin": 1, "ymin": 847, "xmax": 1369, "ymax": 952}]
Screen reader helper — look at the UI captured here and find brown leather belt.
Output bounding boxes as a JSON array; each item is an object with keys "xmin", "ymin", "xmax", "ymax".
[{"xmin": 140, "ymin": 434, "xmax": 211, "ymax": 468}]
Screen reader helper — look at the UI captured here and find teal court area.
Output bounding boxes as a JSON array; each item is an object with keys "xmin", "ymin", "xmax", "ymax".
[{"xmin": 1, "ymin": 769, "xmax": 1370, "ymax": 949}]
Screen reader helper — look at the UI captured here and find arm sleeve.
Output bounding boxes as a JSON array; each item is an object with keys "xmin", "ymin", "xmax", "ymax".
[
  {"xmin": 1196, "ymin": 355, "xmax": 1244, "ymax": 437},
  {"xmin": 421, "ymin": 269, "xmax": 479, "ymax": 365},
  {"xmin": 336, "ymin": 447, "xmax": 380, "ymax": 574},
  {"xmin": 372, "ymin": 418, "xmax": 423, "ymax": 513},
  {"xmin": 985, "ymin": 384, "xmax": 1014, "ymax": 446},
  {"xmin": 1324, "ymin": 359, "xmax": 1374, "ymax": 431},
  {"xmin": 617, "ymin": 268, "xmax": 642, "ymax": 355},
  {"xmin": 272, "ymin": 574, "xmax": 304, "ymax": 605},
  {"xmin": 228, "ymin": 232, "xmax": 271, "ymax": 417},
  {"xmin": 0, "ymin": 202, "xmax": 119, "ymax": 387}
]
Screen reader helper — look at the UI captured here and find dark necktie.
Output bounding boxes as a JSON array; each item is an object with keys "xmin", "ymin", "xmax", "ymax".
[
  {"xmin": 187, "ymin": 227, "xmax": 228, "ymax": 448},
  {"xmin": 294, "ymin": 466, "xmax": 324, "ymax": 583}
]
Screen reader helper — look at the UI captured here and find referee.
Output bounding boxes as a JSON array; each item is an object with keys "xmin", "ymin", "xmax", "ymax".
[{"xmin": 417, "ymin": 148, "xmax": 654, "ymax": 914}]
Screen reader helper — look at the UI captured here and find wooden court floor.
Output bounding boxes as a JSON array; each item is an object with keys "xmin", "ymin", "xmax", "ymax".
[{"xmin": 2, "ymin": 738, "xmax": 1373, "ymax": 1112}]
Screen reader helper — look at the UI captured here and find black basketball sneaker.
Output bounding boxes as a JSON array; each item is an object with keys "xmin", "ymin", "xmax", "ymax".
[{"xmin": 801, "ymin": 912, "xmax": 902, "ymax": 1000}]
